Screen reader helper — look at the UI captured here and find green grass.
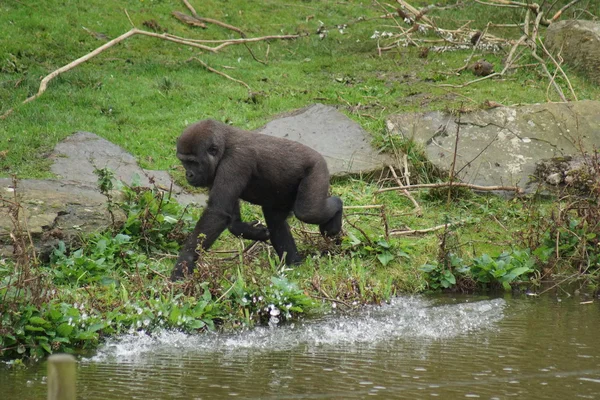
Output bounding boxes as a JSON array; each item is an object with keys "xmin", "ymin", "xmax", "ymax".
[
  {"xmin": 2, "ymin": 0, "xmax": 599, "ymax": 176},
  {"xmin": 2, "ymin": 0, "xmax": 600, "ymax": 360}
]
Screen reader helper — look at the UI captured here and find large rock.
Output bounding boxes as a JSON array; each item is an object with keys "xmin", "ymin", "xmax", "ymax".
[
  {"xmin": 0, "ymin": 179, "xmax": 125, "ymax": 260},
  {"xmin": 386, "ymin": 100, "xmax": 600, "ymax": 193},
  {"xmin": 258, "ymin": 104, "xmax": 393, "ymax": 176},
  {"xmin": 50, "ymin": 131, "xmax": 204, "ymax": 206},
  {"xmin": 545, "ymin": 20, "xmax": 600, "ymax": 85}
]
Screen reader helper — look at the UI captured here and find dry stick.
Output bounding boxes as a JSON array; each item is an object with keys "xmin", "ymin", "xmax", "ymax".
[
  {"xmin": 172, "ymin": 11, "xmax": 208, "ymax": 28},
  {"xmin": 190, "ymin": 57, "xmax": 252, "ymax": 92},
  {"xmin": 388, "ymin": 165, "xmax": 422, "ymax": 216},
  {"xmin": 538, "ymin": 38, "xmax": 577, "ymax": 101},
  {"xmin": 124, "ymin": 8, "xmax": 135, "ymax": 28},
  {"xmin": 402, "ymin": 154, "xmax": 411, "ymax": 186},
  {"xmin": 551, "ymin": 0, "xmax": 582, "ymax": 21},
  {"xmin": 182, "ymin": 0, "xmax": 198, "ymax": 16},
  {"xmin": 163, "ymin": 33, "xmax": 298, "ymax": 45},
  {"xmin": 474, "ymin": 0, "xmax": 520, "ymax": 7},
  {"xmin": 396, "ymin": 0, "xmax": 436, "ymax": 26},
  {"xmin": 389, "ymin": 219, "xmax": 466, "ymax": 236},
  {"xmin": 344, "ymin": 214, "xmax": 374, "ymax": 246},
  {"xmin": 1, "ymin": 29, "xmax": 131, "ymax": 119},
  {"xmin": 1, "ymin": 29, "xmax": 298, "ymax": 119},
  {"xmin": 310, "ymin": 282, "xmax": 353, "ymax": 308},
  {"xmin": 447, "ymin": 110, "xmax": 462, "ymax": 204},
  {"xmin": 376, "ymin": 182, "xmax": 523, "ymax": 194},
  {"xmin": 196, "ymin": 16, "xmax": 247, "ymax": 37},
  {"xmin": 179, "ymin": 1, "xmax": 267, "ymax": 63},
  {"xmin": 345, "ymin": 205, "xmax": 384, "ymax": 210},
  {"xmin": 529, "ymin": 13, "xmax": 568, "ymax": 102}
]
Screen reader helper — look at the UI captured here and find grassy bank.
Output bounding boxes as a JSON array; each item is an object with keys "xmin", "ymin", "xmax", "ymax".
[{"xmin": 2, "ymin": 0, "xmax": 600, "ymax": 360}]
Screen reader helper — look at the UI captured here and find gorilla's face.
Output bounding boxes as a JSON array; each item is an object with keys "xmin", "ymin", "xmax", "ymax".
[{"xmin": 176, "ymin": 122, "xmax": 224, "ymax": 188}]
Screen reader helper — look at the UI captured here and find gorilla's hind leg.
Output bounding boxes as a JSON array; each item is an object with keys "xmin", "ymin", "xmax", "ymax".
[
  {"xmin": 318, "ymin": 197, "xmax": 343, "ymax": 237},
  {"xmin": 262, "ymin": 207, "xmax": 303, "ymax": 265},
  {"xmin": 293, "ymin": 159, "xmax": 343, "ymax": 237}
]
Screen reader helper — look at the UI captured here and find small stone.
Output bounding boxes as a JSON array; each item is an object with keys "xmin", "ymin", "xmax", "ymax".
[{"xmin": 546, "ymin": 172, "xmax": 563, "ymax": 185}]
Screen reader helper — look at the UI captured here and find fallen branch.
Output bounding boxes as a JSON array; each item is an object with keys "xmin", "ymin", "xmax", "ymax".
[
  {"xmin": 190, "ymin": 57, "xmax": 252, "ymax": 92},
  {"xmin": 550, "ymin": 0, "xmax": 582, "ymax": 22},
  {"xmin": 538, "ymin": 38, "xmax": 577, "ymax": 101},
  {"xmin": 345, "ymin": 205, "xmax": 384, "ymax": 210},
  {"xmin": 1, "ymin": 28, "xmax": 299, "ymax": 119},
  {"xmin": 172, "ymin": 11, "xmax": 207, "ymax": 28},
  {"xmin": 377, "ymin": 182, "xmax": 523, "ymax": 194},
  {"xmin": 390, "ymin": 219, "xmax": 466, "ymax": 236},
  {"xmin": 182, "ymin": 0, "xmax": 198, "ymax": 16},
  {"xmin": 388, "ymin": 165, "xmax": 422, "ymax": 215}
]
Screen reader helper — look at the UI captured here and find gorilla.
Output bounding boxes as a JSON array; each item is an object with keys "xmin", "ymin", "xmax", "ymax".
[{"xmin": 171, "ymin": 119, "xmax": 343, "ymax": 280}]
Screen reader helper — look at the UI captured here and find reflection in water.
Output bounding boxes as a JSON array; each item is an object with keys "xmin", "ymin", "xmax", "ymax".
[{"xmin": 3, "ymin": 295, "xmax": 600, "ymax": 399}]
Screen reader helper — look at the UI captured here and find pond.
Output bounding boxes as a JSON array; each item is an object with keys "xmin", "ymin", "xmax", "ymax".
[{"xmin": 2, "ymin": 293, "xmax": 600, "ymax": 399}]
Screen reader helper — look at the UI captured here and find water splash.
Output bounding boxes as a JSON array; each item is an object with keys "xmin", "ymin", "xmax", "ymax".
[{"xmin": 87, "ymin": 296, "xmax": 505, "ymax": 363}]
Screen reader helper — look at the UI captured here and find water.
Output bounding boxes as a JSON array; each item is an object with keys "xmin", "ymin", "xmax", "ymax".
[{"xmin": 3, "ymin": 294, "xmax": 600, "ymax": 399}]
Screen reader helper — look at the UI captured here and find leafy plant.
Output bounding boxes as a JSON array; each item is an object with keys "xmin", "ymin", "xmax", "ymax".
[
  {"xmin": 343, "ymin": 233, "xmax": 409, "ymax": 266},
  {"xmin": 420, "ymin": 250, "xmax": 535, "ymax": 291},
  {"xmin": 419, "ymin": 262, "xmax": 457, "ymax": 290},
  {"xmin": 469, "ymin": 250, "xmax": 535, "ymax": 290}
]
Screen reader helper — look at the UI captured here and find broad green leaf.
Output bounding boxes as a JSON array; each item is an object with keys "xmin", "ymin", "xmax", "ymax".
[
  {"xmin": 56, "ymin": 323, "xmax": 73, "ymax": 337},
  {"xmin": 28, "ymin": 316, "xmax": 48, "ymax": 326},
  {"xmin": 377, "ymin": 252, "xmax": 394, "ymax": 266},
  {"xmin": 87, "ymin": 323, "xmax": 105, "ymax": 332},
  {"xmin": 25, "ymin": 325, "xmax": 45, "ymax": 332},
  {"xmin": 40, "ymin": 342, "xmax": 52, "ymax": 354}
]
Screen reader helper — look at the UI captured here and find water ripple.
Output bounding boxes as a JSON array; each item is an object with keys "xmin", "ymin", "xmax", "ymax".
[{"xmin": 87, "ymin": 296, "xmax": 505, "ymax": 363}]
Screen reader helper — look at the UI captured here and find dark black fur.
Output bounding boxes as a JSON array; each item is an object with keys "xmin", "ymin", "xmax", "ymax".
[{"xmin": 171, "ymin": 119, "xmax": 343, "ymax": 280}]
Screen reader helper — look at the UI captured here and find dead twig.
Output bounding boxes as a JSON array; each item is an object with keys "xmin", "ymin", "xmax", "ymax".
[
  {"xmin": 345, "ymin": 205, "xmax": 384, "ymax": 210},
  {"xmin": 172, "ymin": 11, "xmax": 207, "ymax": 28},
  {"xmin": 182, "ymin": 0, "xmax": 198, "ymax": 16},
  {"xmin": 1, "ymin": 28, "xmax": 299, "ymax": 119},
  {"xmin": 550, "ymin": 0, "xmax": 582, "ymax": 22},
  {"xmin": 344, "ymin": 214, "xmax": 374, "ymax": 246},
  {"xmin": 190, "ymin": 57, "xmax": 252, "ymax": 92},
  {"xmin": 447, "ymin": 109, "xmax": 462, "ymax": 203},
  {"xmin": 377, "ymin": 182, "xmax": 523, "ymax": 194},
  {"xmin": 538, "ymin": 38, "xmax": 577, "ymax": 101},
  {"xmin": 388, "ymin": 165, "xmax": 422, "ymax": 216},
  {"xmin": 390, "ymin": 219, "xmax": 466, "ymax": 236}
]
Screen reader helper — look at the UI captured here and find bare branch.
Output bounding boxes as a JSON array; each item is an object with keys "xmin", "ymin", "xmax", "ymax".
[
  {"xmin": 390, "ymin": 220, "xmax": 467, "ymax": 236},
  {"xmin": 172, "ymin": 11, "xmax": 207, "ymax": 28},
  {"xmin": 377, "ymin": 182, "xmax": 523, "ymax": 194},
  {"xmin": 182, "ymin": 0, "xmax": 198, "ymax": 16},
  {"xmin": 1, "ymin": 29, "xmax": 299, "ymax": 119},
  {"xmin": 551, "ymin": 0, "xmax": 582, "ymax": 22},
  {"xmin": 388, "ymin": 165, "xmax": 422, "ymax": 215},
  {"xmin": 190, "ymin": 57, "xmax": 252, "ymax": 92}
]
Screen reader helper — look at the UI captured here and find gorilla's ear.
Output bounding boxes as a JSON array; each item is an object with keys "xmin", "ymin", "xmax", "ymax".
[{"xmin": 208, "ymin": 144, "xmax": 218, "ymax": 156}]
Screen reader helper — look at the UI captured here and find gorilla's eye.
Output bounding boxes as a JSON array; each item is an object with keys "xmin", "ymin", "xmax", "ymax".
[{"xmin": 207, "ymin": 145, "xmax": 218, "ymax": 156}]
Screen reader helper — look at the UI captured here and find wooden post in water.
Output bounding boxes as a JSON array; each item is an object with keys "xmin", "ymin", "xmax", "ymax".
[{"xmin": 47, "ymin": 354, "xmax": 76, "ymax": 400}]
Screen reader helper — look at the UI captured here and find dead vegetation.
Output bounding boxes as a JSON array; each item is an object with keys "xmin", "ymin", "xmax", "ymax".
[{"xmin": 373, "ymin": 0, "xmax": 587, "ymax": 102}]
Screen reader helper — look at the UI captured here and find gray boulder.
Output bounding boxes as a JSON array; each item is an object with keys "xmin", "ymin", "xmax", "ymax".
[
  {"xmin": 50, "ymin": 131, "xmax": 204, "ymax": 206},
  {"xmin": 386, "ymin": 100, "xmax": 600, "ymax": 193},
  {"xmin": 545, "ymin": 20, "xmax": 600, "ymax": 85},
  {"xmin": 0, "ymin": 179, "xmax": 125, "ymax": 260},
  {"xmin": 258, "ymin": 104, "xmax": 393, "ymax": 176}
]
